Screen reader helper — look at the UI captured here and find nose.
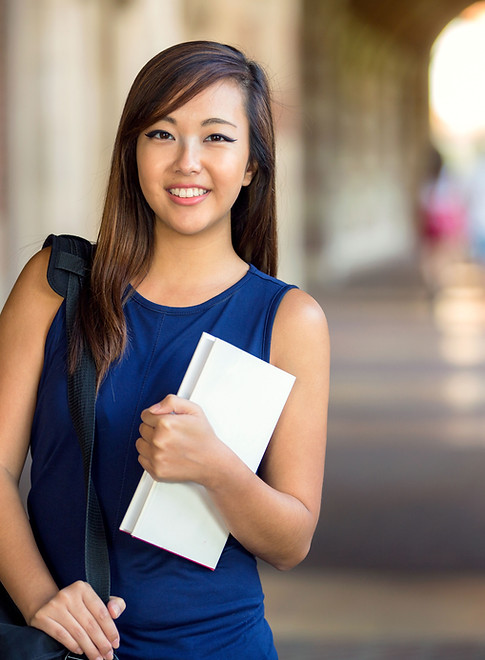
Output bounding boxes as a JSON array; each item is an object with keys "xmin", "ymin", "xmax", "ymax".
[{"xmin": 174, "ymin": 138, "xmax": 202, "ymax": 175}]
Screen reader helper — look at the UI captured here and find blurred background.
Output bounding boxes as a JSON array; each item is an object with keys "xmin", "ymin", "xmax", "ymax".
[{"xmin": 2, "ymin": 1, "xmax": 485, "ymax": 658}]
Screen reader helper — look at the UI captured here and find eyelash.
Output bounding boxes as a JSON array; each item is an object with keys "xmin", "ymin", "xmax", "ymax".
[
  {"xmin": 205, "ymin": 134, "xmax": 237, "ymax": 143},
  {"xmin": 144, "ymin": 130, "xmax": 237, "ymax": 143},
  {"xmin": 145, "ymin": 130, "xmax": 174, "ymax": 140}
]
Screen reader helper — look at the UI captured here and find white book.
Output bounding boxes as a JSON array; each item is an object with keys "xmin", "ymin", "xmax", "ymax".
[{"xmin": 120, "ymin": 332, "xmax": 295, "ymax": 569}]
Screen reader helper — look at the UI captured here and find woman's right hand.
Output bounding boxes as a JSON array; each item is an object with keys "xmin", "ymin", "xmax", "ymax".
[{"xmin": 29, "ymin": 581, "xmax": 125, "ymax": 660}]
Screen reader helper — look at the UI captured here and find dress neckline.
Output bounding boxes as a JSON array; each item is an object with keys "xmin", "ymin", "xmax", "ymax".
[{"xmin": 129, "ymin": 264, "xmax": 254, "ymax": 314}]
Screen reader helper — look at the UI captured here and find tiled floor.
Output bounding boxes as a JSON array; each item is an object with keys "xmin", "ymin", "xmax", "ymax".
[
  {"xmin": 260, "ymin": 260, "xmax": 485, "ymax": 659},
  {"xmin": 261, "ymin": 567, "xmax": 485, "ymax": 657},
  {"xmin": 274, "ymin": 641, "xmax": 485, "ymax": 660}
]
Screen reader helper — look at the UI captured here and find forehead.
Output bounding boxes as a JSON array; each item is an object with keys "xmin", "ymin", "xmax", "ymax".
[{"xmin": 166, "ymin": 79, "xmax": 248, "ymax": 122}]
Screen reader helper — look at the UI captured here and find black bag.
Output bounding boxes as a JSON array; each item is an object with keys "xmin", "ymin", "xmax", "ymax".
[{"xmin": 0, "ymin": 235, "xmax": 118, "ymax": 660}]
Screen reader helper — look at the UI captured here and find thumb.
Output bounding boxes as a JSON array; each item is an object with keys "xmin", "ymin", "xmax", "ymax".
[
  {"xmin": 148, "ymin": 394, "xmax": 195, "ymax": 415},
  {"xmin": 107, "ymin": 596, "xmax": 126, "ymax": 620}
]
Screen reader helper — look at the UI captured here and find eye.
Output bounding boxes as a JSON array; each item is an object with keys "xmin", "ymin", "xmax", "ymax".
[
  {"xmin": 204, "ymin": 134, "xmax": 237, "ymax": 143},
  {"xmin": 145, "ymin": 130, "xmax": 174, "ymax": 141}
]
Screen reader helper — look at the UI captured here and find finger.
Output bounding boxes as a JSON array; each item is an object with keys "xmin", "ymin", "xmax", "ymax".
[
  {"xmin": 140, "ymin": 407, "xmax": 172, "ymax": 426},
  {"xmin": 82, "ymin": 589, "xmax": 121, "ymax": 653},
  {"xmin": 107, "ymin": 596, "xmax": 126, "ymax": 621},
  {"xmin": 139, "ymin": 420, "xmax": 155, "ymax": 439},
  {"xmin": 146, "ymin": 393, "xmax": 178, "ymax": 414},
  {"xmin": 32, "ymin": 616, "xmax": 84, "ymax": 657},
  {"xmin": 137, "ymin": 452, "xmax": 153, "ymax": 475},
  {"xmin": 71, "ymin": 611, "xmax": 114, "ymax": 660},
  {"xmin": 45, "ymin": 608, "xmax": 111, "ymax": 660},
  {"xmin": 148, "ymin": 393, "xmax": 198, "ymax": 416},
  {"xmin": 135, "ymin": 434, "xmax": 154, "ymax": 457}
]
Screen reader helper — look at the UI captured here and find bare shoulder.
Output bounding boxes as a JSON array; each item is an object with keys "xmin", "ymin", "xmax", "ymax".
[
  {"xmin": 0, "ymin": 246, "xmax": 63, "ymax": 373},
  {"xmin": 270, "ymin": 288, "xmax": 329, "ymax": 372},
  {"xmin": 1, "ymin": 247, "xmax": 62, "ymax": 324},
  {"xmin": 10, "ymin": 246, "xmax": 56, "ymax": 295}
]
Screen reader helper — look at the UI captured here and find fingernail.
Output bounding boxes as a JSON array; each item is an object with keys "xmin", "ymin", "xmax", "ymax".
[
  {"xmin": 111, "ymin": 602, "xmax": 121, "ymax": 618},
  {"xmin": 112, "ymin": 636, "xmax": 120, "ymax": 648},
  {"xmin": 149, "ymin": 402, "xmax": 162, "ymax": 413}
]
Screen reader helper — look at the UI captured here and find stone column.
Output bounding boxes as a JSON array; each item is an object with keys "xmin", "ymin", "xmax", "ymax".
[
  {"xmin": 303, "ymin": 0, "xmax": 421, "ymax": 284},
  {"xmin": 3, "ymin": 0, "xmax": 183, "ymax": 299}
]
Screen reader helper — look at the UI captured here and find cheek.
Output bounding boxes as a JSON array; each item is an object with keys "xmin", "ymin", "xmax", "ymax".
[
  {"xmin": 217, "ymin": 154, "xmax": 252, "ymax": 190},
  {"xmin": 137, "ymin": 141, "xmax": 163, "ymax": 180},
  {"xmin": 136, "ymin": 166, "xmax": 150, "ymax": 202},
  {"xmin": 137, "ymin": 157, "xmax": 163, "ymax": 201}
]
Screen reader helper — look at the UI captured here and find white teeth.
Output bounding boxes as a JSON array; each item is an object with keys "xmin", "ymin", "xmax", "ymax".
[{"xmin": 169, "ymin": 187, "xmax": 208, "ymax": 198}]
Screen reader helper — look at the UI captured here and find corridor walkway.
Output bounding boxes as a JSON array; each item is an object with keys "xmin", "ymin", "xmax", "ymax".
[{"xmin": 260, "ymin": 260, "xmax": 485, "ymax": 659}]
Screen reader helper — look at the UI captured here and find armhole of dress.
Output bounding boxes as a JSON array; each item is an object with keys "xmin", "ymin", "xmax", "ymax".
[
  {"xmin": 44, "ymin": 236, "xmax": 62, "ymax": 296},
  {"xmin": 261, "ymin": 285, "xmax": 298, "ymax": 362}
]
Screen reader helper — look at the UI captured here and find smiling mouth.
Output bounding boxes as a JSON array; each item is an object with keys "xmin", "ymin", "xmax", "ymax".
[{"xmin": 168, "ymin": 187, "xmax": 209, "ymax": 198}]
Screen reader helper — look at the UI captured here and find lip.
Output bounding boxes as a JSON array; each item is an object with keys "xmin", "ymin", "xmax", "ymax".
[{"xmin": 166, "ymin": 186, "xmax": 211, "ymax": 206}]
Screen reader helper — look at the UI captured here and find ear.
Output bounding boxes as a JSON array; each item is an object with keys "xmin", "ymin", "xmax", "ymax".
[{"xmin": 242, "ymin": 160, "xmax": 257, "ymax": 187}]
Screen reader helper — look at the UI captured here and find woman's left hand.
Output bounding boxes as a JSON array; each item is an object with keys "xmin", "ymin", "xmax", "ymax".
[{"xmin": 136, "ymin": 394, "xmax": 226, "ymax": 485}]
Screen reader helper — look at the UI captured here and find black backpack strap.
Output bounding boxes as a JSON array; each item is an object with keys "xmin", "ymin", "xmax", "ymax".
[
  {"xmin": 43, "ymin": 234, "xmax": 94, "ymax": 299},
  {"xmin": 43, "ymin": 234, "xmax": 111, "ymax": 605}
]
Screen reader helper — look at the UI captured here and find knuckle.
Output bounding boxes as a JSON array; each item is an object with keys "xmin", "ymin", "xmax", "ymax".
[
  {"xmin": 100, "ymin": 640, "xmax": 114, "ymax": 656},
  {"xmin": 52, "ymin": 624, "xmax": 75, "ymax": 647},
  {"xmin": 97, "ymin": 605, "xmax": 110, "ymax": 622},
  {"xmin": 84, "ymin": 617, "xmax": 98, "ymax": 636},
  {"xmin": 56, "ymin": 590, "xmax": 70, "ymax": 605},
  {"xmin": 160, "ymin": 416, "xmax": 174, "ymax": 433},
  {"xmin": 165, "ymin": 393, "xmax": 178, "ymax": 409}
]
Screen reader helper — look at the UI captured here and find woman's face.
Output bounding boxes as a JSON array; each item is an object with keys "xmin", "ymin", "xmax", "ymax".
[{"xmin": 136, "ymin": 79, "xmax": 255, "ymax": 241}]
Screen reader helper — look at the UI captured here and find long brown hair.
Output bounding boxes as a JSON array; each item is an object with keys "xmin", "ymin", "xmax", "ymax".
[{"xmin": 73, "ymin": 41, "xmax": 277, "ymax": 382}]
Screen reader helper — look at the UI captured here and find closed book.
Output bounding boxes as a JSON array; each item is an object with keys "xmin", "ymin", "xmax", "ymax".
[{"xmin": 120, "ymin": 332, "xmax": 295, "ymax": 569}]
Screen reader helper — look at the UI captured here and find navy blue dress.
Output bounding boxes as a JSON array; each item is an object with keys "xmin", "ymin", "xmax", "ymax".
[{"xmin": 28, "ymin": 263, "xmax": 295, "ymax": 659}]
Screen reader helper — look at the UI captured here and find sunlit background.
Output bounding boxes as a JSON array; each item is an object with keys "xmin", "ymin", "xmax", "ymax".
[
  {"xmin": 431, "ymin": 1, "xmax": 485, "ymax": 146},
  {"xmin": 428, "ymin": 3, "xmax": 485, "ymax": 374},
  {"xmin": 2, "ymin": 1, "xmax": 485, "ymax": 658}
]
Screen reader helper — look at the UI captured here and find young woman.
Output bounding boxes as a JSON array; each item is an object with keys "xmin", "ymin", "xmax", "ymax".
[{"xmin": 0, "ymin": 41, "xmax": 329, "ymax": 659}]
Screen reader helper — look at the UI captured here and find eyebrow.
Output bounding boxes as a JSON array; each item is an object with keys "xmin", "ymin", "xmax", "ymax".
[
  {"xmin": 160, "ymin": 116, "xmax": 237, "ymax": 129},
  {"xmin": 201, "ymin": 118, "xmax": 238, "ymax": 129}
]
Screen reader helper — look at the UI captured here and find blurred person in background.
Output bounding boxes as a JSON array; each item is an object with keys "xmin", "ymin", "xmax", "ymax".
[
  {"xmin": 419, "ymin": 143, "xmax": 468, "ymax": 295},
  {"xmin": 0, "ymin": 41, "xmax": 329, "ymax": 659}
]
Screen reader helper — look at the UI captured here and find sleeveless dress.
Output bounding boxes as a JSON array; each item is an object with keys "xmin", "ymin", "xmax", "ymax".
[{"xmin": 27, "ymin": 263, "xmax": 296, "ymax": 660}]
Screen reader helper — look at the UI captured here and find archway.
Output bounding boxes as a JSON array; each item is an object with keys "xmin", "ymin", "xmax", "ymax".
[{"xmin": 424, "ymin": 2, "xmax": 485, "ymax": 368}]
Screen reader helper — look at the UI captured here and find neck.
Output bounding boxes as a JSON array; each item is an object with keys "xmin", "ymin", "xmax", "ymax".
[{"xmin": 135, "ymin": 222, "xmax": 248, "ymax": 307}]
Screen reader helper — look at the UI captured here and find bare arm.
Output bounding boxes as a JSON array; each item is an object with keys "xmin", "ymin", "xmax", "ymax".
[
  {"xmin": 0, "ymin": 249, "xmax": 125, "ymax": 660},
  {"xmin": 137, "ymin": 288, "xmax": 330, "ymax": 570},
  {"xmin": 0, "ymin": 248, "xmax": 62, "ymax": 614}
]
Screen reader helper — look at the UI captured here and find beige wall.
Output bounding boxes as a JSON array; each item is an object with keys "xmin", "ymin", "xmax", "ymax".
[
  {"xmin": 2, "ymin": 0, "xmax": 305, "ymax": 305},
  {"xmin": 3, "ymin": 0, "xmax": 185, "ymax": 301}
]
